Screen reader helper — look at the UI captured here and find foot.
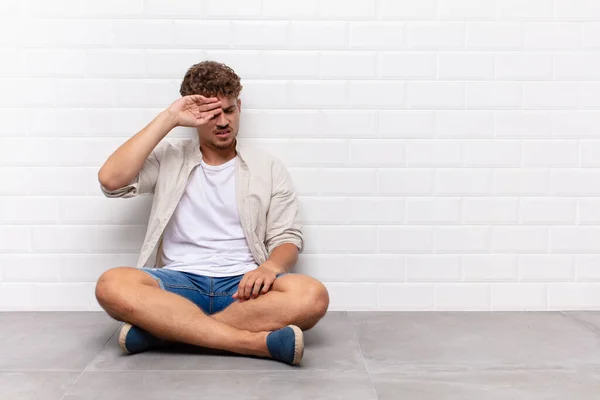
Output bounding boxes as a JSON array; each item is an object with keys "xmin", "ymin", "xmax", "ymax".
[
  {"xmin": 118, "ymin": 323, "xmax": 168, "ymax": 355},
  {"xmin": 266, "ymin": 325, "xmax": 304, "ymax": 365}
]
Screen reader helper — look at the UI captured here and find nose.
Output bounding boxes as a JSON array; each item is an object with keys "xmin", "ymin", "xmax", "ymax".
[{"xmin": 215, "ymin": 111, "xmax": 227, "ymax": 127}]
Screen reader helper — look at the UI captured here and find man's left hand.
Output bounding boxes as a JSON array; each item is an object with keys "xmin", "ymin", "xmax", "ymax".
[{"xmin": 232, "ymin": 262, "xmax": 281, "ymax": 301}]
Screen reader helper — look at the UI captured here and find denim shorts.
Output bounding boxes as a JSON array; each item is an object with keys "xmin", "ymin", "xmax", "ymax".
[{"xmin": 140, "ymin": 267, "xmax": 288, "ymax": 315}]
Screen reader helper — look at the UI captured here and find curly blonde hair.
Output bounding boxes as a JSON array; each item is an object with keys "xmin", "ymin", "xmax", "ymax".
[{"xmin": 179, "ymin": 61, "xmax": 243, "ymax": 98}]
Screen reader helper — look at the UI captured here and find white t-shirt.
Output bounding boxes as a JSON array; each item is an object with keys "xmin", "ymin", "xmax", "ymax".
[{"xmin": 160, "ymin": 156, "xmax": 259, "ymax": 277}]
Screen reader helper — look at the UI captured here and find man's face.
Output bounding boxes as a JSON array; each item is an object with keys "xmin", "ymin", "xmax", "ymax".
[{"xmin": 197, "ymin": 96, "xmax": 241, "ymax": 150}]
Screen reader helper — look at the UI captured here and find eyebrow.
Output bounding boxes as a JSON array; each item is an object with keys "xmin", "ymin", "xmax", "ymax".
[{"xmin": 223, "ymin": 105, "xmax": 236, "ymax": 111}]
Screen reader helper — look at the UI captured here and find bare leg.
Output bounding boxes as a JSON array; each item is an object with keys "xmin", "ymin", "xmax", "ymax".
[
  {"xmin": 95, "ymin": 267, "xmax": 270, "ymax": 358},
  {"xmin": 212, "ymin": 274, "xmax": 329, "ymax": 332}
]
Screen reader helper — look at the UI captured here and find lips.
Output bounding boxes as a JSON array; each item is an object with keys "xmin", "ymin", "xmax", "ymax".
[{"xmin": 215, "ymin": 129, "xmax": 230, "ymax": 137}]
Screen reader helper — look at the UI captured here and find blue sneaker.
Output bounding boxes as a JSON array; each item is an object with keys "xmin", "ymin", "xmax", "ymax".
[
  {"xmin": 266, "ymin": 325, "xmax": 304, "ymax": 365},
  {"xmin": 118, "ymin": 323, "xmax": 168, "ymax": 355}
]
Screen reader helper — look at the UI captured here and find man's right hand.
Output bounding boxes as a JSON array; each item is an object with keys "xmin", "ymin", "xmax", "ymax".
[{"xmin": 166, "ymin": 95, "xmax": 223, "ymax": 128}]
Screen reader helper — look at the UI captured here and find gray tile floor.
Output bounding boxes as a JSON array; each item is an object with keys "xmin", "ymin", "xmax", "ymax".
[{"xmin": 2, "ymin": 311, "xmax": 600, "ymax": 399}]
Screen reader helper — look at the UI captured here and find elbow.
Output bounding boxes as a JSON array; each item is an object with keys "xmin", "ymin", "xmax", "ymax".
[{"xmin": 98, "ymin": 167, "xmax": 121, "ymax": 192}]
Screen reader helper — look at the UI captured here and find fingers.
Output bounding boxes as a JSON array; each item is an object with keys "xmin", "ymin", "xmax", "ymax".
[
  {"xmin": 252, "ymin": 279, "xmax": 263, "ymax": 299},
  {"xmin": 243, "ymin": 277, "xmax": 256, "ymax": 300},
  {"xmin": 186, "ymin": 94, "xmax": 219, "ymax": 104},
  {"xmin": 261, "ymin": 277, "xmax": 274, "ymax": 294},
  {"xmin": 196, "ymin": 108, "xmax": 222, "ymax": 125}
]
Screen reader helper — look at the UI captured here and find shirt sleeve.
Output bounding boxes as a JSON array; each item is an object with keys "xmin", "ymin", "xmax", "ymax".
[
  {"xmin": 99, "ymin": 145, "xmax": 163, "ymax": 199},
  {"xmin": 264, "ymin": 158, "xmax": 304, "ymax": 254}
]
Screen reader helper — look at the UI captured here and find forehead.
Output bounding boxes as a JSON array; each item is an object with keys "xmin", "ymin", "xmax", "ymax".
[{"xmin": 218, "ymin": 97, "xmax": 238, "ymax": 108}]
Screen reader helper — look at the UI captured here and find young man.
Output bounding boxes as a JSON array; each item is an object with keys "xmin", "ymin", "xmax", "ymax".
[{"xmin": 95, "ymin": 61, "xmax": 329, "ymax": 366}]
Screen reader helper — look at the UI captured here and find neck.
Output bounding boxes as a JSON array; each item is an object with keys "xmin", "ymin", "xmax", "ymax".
[{"xmin": 199, "ymin": 140, "xmax": 237, "ymax": 166}]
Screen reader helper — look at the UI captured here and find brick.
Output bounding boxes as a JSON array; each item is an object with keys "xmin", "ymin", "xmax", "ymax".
[
  {"xmin": 379, "ymin": 227, "xmax": 434, "ymax": 253},
  {"xmin": 407, "ymin": 82, "xmax": 465, "ymax": 109},
  {"xmin": 0, "ymin": 226, "xmax": 31, "ymax": 251},
  {"xmin": 321, "ymin": 0, "xmax": 376, "ymax": 19},
  {"xmin": 264, "ymin": 51, "xmax": 319, "ymax": 78},
  {"xmin": 378, "ymin": 284, "xmax": 434, "ymax": 310},
  {"xmin": 57, "ymin": 78, "xmax": 117, "ymax": 107},
  {"xmin": 115, "ymin": 20, "xmax": 172, "ymax": 47},
  {"xmin": 467, "ymin": 23, "xmax": 522, "ymax": 50},
  {"xmin": 553, "ymin": 112, "xmax": 600, "ymax": 138},
  {"xmin": 173, "ymin": 21, "xmax": 232, "ymax": 48},
  {"xmin": 520, "ymin": 198, "xmax": 576, "ymax": 225},
  {"xmin": 491, "ymin": 284, "xmax": 547, "ymax": 310},
  {"xmin": 435, "ymin": 169, "xmax": 493, "ymax": 196},
  {"xmin": 58, "ymin": 197, "xmax": 153, "ymax": 224},
  {"xmin": 379, "ymin": 169, "xmax": 434, "ymax": 195},
  {"xmin": 379, "ymin": 0, "xmax": 437, "ymax": 19},
  {"xmin": 0, "ymin": 283, "xmax": 97, "ymax": 311},
  {"xmin": 463, "ymin": 140, "xmax": 521, "ymax": 167},
  {"xmin": 322, "ymin": 168, "xmax": 378, "ymax": 195},
  {"xmin": 325, "ymin": 283, "xmax": 377, "ymax": 310},
  {"xmin": 555, "ymin": 54, "xmax": 600, "ymax": 80},
  {"xmin": 556, "ymin": 0, "xmax": 600, "ymax": 21},
  {"xmin": 406, "ymin": 140, "xmax": 462, "ymax": 167},
  {"xmin": 0, "ymin": 78, "xmax": 56, "ymax": 107},
  {"xmin": 439, "ymin": 52, "xmax": 494, "ymax": 80},
  {"xmin": 0, "ymin": 197, "xmax": 58, "ymax": 224},
  {"xmin": 240, "ymin": 80, "xmax": 288, "ymax": 108},
  {"xmin": 32, "ymin": 226, "xmax": 146, "ymax": 253},
  {"xmin": 406, "ymin": 198, "xmax": 462, "ymax": 224},
  {"xmin": 379, "ymin": 111, "xmax": 435, "ymax": 138},
  {"xmin": 321, "ymin": 111, "xmax": 378, "ymax": 138},
  {"xmin": 523, "ymin": 82, "xmax": 580, "ymax": 110},
  {"xmin": 496, "ymin": 0, "xmax": 554, "ymax": 20},
  {"xmin": 434, "ymin": 227, "xmax": 490, "ymax": 253},
  {"xmin": 204, "ymin": 0, "xmax": 261, "ymax": 17},
  {"xmin": 24, "ymin": 49, "xmax": 86, "ymax": 77},
  {"xmin": 435, "ymin": 284, "xmax": 490, "ymax": 311},
  {"xmin": 463, "ymin": 198, "xmax": 519, "ymax": 224},
  {"xmin": 319, "ymin": 227, "xmax": 378, "ymax": 253},
  {"xmin": 145, "ymin": 50, "xmax": 209, "ymax": 79},
  {"xmin": 85, "ymin": 50, "xmax": 145, "ymax": 78},
  {"xmin": 407, "ymin": 255, "xmax": 462, "ymax": 282},
  {"xmin": 578, "ymin": 199, "xmax": 600, "ymax": 224},
  {"xmin": 350, "ymin": 81, "xmax": 405, "ymax": 108},
  {"xmin": 550, "ymin": 170, "xmax": 600, "ymax": 196},
  {"xmin": 116, "ymin": 79, "xmax": 178, "ymax": 107},
  {"xmin": 437, "ymin": 111, "xmax": 493, "ymax": 137},
  {"xmin": 144, "ymin": 0, "xmax": 203, "ymax": 16},
  {"xmin": 439, "ymin": 0, "xmax": 494, "ymax": 19},
  {"xmin": 289, "ymin": 81, "xmax": 349, "ymax": 108},
  {"xmin": 551, "ymin": 227, "xmax": 600, "ymax": 253},
  {"xmin": 493, "ymin": 169, "xmax": 550, "ymax": 196},
  {"xmin": 576, "ymin": 255, "xmax": 600, "ymax": 281},
  {"xmin": 547, "ymin": 283, "xmax": 600, "ymax": 309},
  {"xmin": 297, "ymin": 254, "xmax": 406, "ymax": 283},
  {"xmin": 321, "ymin": 52, "xmax": 377, "ymax": 78},
  {"xmin": 495, "ymin": 53, "xmax": 553, "ymax": 80},
  {"xmin": 298, "ymin": 197, "xmax": 349, "ymax": 224},
  {"xmin": 462, "ymin": 255, "xmax": 518, "ymax": 282},
  {"xmin": 581, "ymin": 82, "xmax": 600, "ymax": 108},
  {"xmin": 519, "ymin": 255, "xmax": 575, "ymax": 282},
  {"xmin": 379, "ymin": 52, "xmax": 436, "ymax": 79},
  {"xmin": 243, "ymin": 110, "xmax": 321, "ymax": 138},
  {"xmin": 0, "ymin": 167, "xmax": 99, "ymax": 195},
  {"xmin": 492, "ymin": 227, "xmax": 549, "ymax": 253},
  {"xmin": 350, "ymin": 22, "xmax": 404, "ymax": 49},
  {"xmin": 233, "ymin": 21, "xmax": 288, "ymax": 48},
  {"xmin": 289, "ymin": 22, "xmax": 348, "ymax": 48},
  {"xmin": 522, "ymin": 140, "xmax": 579, "ymax": 167},
  {"xmin": 349, "ymin": 198, "xmax": 405, "ymax": 224},
  {"xmin": 407, "ymin": 23, "xmax": 465, "ymax": 50},
  {"xmin": 350, "ymin": 139, "xmax": 405, "ymax": 166},
  {"xmin": 524, "ymin": 23, "xmax": 582, "ymax": 50},
  {"xmin": 466, "ymin": 82, "xmax": 521, "ymax": 110},
  {"xmin": 262, "ymin": 0, "xmax": 319, "ymax": 18},
  {"xmin": 583, "ymin": 23, "xmax": 600, "ymax": 49},
  {"xmin": 495, "ymin": 111, "xmax": 551, "ymax": 137}
]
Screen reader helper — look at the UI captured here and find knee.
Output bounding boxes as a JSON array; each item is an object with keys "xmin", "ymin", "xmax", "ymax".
[
  {"xmin": 302, "ymin": 280, "xmax": 329, "ymax": 326},
  {"xmin": 95, "ymin": 267, "xmax": 135, "ymax": 318}
]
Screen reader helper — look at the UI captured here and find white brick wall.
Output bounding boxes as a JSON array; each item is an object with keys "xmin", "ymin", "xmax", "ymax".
[{"xmin": 2, "ymin": 0, "xmax": 600, "ymax": 311}]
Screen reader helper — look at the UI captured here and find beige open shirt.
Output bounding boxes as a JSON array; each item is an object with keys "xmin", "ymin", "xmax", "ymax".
[{"xmin": 100, "ymin": 138, "xmax": 304, "ymax": 269}]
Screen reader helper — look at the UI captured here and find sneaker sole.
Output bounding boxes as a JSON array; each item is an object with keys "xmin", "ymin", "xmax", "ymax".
[
  {"xmin": 290, "ymin": 325, "xmax": 304, "ymax": 365},
  {"xmin": 118, "ymin": 323, "xmax": 132, "ymax": 354}
]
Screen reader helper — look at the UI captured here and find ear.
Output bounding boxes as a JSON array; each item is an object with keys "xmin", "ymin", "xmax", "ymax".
[{"xmin": 237, "ymin": 98, "xmax": 242, "ymax": 112}]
